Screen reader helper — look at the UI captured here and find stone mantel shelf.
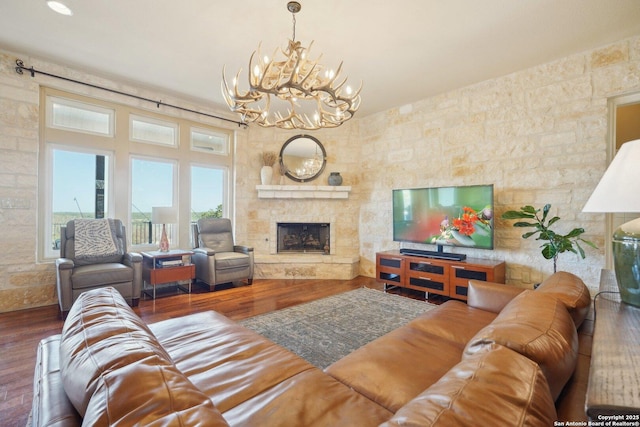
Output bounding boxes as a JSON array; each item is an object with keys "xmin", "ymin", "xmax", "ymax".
[{"xmin": 256, "ymin": 185, "xmax": 351, "ymax": 199}]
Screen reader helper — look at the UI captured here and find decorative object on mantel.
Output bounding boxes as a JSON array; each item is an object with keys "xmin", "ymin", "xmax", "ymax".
[
  {"xmin": 221, "ymin": 1, "xmax": 362, "ymax": 130},
  {"xmin": 502, "ymin": 204, "xmax": 596, "ymax": 273},
  {"xmin": 583, "ymin": 139, "xmax": 640, "ymax": 307},
  {"xmin": 279, "ymin": 163, "xmax": 287, "ymax": 185},
  {"xmin": 328, "ymin": 172, "xmax": 343, "ymax": 186},
  {"xmin": 261, "ymin": 151, "xmax": 277, "ymax": 185}
]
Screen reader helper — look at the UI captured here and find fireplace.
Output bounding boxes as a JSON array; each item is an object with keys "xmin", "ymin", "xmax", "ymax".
[{"xmin": 277, "ymin": 222, "xmax": 330, "ymax": 254}]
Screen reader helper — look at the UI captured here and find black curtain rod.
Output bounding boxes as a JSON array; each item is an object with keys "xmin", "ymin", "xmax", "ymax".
[{"xmin": 14, "ymin": 59, "xmax": 247, "ymax": 128}]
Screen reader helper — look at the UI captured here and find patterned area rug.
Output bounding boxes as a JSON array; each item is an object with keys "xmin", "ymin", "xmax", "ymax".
[{"xmin": 240, "ymin": 287, "xmax": 437, "ymax": 369}]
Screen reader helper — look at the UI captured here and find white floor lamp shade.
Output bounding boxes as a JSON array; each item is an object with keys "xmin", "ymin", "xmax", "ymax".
[{"xmin": 583, "ymin": 139, "xmax": 640, "ymax": 307}]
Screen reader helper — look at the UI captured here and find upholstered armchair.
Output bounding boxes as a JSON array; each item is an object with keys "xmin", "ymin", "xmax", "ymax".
[
  {"xmin": 192, "ymin": 218, "xmax": 254, "ymax": 291},
  {"xmin": 55, "ymin": 219, "xmax": 142, "ymax": 319}
]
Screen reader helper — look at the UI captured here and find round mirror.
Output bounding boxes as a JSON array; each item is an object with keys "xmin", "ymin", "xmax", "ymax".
[{"xmin": 279, "ymin": 135, "xmax": 327, "ymax": 182}]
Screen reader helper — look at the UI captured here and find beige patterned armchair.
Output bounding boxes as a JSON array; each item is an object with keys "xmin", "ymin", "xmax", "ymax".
[
  {"xmin": 192, "ymin": 218, "xmax": 254, "ymax": 291},
  {"xmin": 55, "ymin": 219, "xmax": 142, "ymax": 319}
]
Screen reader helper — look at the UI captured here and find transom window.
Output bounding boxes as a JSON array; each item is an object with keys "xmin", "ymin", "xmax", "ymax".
[{"xmin": 46, "ymin": 96, "xmax": 114, "ymax": 136}]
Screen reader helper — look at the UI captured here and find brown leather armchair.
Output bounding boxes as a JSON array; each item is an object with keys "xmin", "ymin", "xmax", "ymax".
[
  {"xmin": 192, "ymin": 218, "xmax": 254, "ymax": 291},
  {"xmin": 55, "ymin": 219, "xmax": 142, "ymax": 319}
]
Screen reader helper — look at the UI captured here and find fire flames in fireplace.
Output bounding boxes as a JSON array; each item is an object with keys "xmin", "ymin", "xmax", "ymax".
[{"xmin": 277, "ymin": 222, "xmax": 330, "ymax": 254}]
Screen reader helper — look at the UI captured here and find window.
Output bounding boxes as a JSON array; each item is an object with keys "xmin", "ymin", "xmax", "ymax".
[
  {"xmin": 39, "ymin": 88, "xmax": 234, "ymax": 261},
  {"xmin": 46, "ymin": 96, "xmax": 114, "ymax": 136},
  {"xmin": 191, "ymin": 127, "xmax": 229, "ymax": 155},
  {"xmin": 45, "ymin": 146, "xmax": 112, "ymax": 258},
  {"xmin": 191, "ymin": 165, "xmax": 226, "ymax": 222},
  {"xmin": 130, "ymin": 114, "xmax": 178, "ymax": 146},
  {"xmin": 131, "ymin": 157, "xmax": 176, "ymax": 246}
]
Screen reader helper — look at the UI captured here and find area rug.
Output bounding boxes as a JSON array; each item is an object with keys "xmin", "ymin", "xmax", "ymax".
[{"xmin": 240, "ymin": 287, "xmax": 437, "ymax": 369}]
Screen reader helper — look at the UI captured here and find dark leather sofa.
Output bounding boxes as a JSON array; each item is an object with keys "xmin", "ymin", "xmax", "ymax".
[{"xmin": 31, "ymin": 271, "xmax": 590, "ymax": 426}]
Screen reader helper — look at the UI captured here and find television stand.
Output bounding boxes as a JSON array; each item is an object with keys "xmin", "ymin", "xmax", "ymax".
[
  {"xmin": 376, "ymin": 250, "xmax": 506, "ymax": 301},
  {"xmin": 399, "ymin": 248, "xmax": 467, "ymax": 261}
]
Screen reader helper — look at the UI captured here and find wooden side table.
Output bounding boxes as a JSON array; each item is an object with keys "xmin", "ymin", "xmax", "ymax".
[
  {"xmin": 586, "ymin": 269, "xmax": 640, "ymax": 418},
  {"xmin": 141, "ymin": 250, "xmax": 195, "ymax": 299}
]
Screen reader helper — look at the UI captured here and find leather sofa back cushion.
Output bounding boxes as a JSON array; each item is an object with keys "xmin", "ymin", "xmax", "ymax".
[
  {"xmin": 381, "ymin": 344, "xmax": 557, "ymax": 427},
  {"xmin": 465, "ymin": 290, "xmax": 578, "ymax": 400},
  {"xmin": 59, "ymin": 287, "xmax": 174, "ymax": 416},
  {"xmin": 197, "ymin": 218, "xmax": 234, "ymax": 253},
  {"xmin": 82, "ymin": 360, "xmax": 229, "ymax": 426},
  {"xmin": 535, "ymin": 271, "xmax": 591, "ymax": 327}
]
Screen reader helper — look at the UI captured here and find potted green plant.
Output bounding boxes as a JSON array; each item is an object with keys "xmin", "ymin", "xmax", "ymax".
[{"xmin": 501, "ymin": 204, "xmax": 597, "ymax": 273}]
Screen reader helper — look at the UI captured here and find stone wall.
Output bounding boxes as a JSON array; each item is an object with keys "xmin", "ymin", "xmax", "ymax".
[
  {"xmin": 234, "ymin": 124, "xmax": 362, "ymax": 279},
  {"xmin": 1, "ymin": 35, "xmax": 638, "ymax": 312},
  {"xmin": 0, "ymin": 49, "xmax": 245, "ymax": 312},
  {"xmin": 357, "ymin": 36, "xmax": 640, "ymax": 291}
]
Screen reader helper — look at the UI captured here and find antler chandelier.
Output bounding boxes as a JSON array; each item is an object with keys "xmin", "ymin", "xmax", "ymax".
[{"xmin": 221, "ymin": 1, "xmax": 362, "ymax": 130}]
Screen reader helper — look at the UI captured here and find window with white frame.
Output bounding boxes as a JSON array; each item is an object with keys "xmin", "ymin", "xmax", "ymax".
[
  {"xmin": 46, "ymin": 96, "xmax": 114, "ymax": 136},
  {"xmin": 191, "ymin": 165, "xmax": 227, "ymax": 222},
  {"xmin": 44, "ymin": 146, "xmax": 113, "ymax": 258},
  {"xmin": 131, "ymin": 157, "xmax": 176, "ymax": 247},
  {"xmin": 39, "ymin": 88, "xmax": 234, "ymax": 261},
  {"xmin": 130, "ymin": 114, "xmax": 178, "ymax": 147},
  {"xmin": 191, "ymin": 127, "xmax": 229, "ymax": 155}
]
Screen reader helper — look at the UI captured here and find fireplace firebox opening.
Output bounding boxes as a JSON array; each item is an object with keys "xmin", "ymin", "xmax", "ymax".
[{"xmin": 277, "ymin": 222, "xmax": 330, "ymax": 254}]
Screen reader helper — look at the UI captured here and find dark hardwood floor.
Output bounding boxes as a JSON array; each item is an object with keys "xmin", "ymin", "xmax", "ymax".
[{"xmin": 0, "ymin": 277, "xmax": 591, "ymax": 426}]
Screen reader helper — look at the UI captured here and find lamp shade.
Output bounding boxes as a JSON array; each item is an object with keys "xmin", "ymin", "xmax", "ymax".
[
  {"xmin": 583, "ymin": 139, "xmax": 640, "ymax": 213},
  {"xmin": 151, "ymin": 207, "xmax": 178, "ymax": 224},
  {"xmin": 583, "ymin": 138, "xmax": 640, "ymax": 307}
]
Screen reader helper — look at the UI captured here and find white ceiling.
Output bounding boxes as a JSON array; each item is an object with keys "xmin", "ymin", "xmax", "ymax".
[{"xmin": 1, "ymin": 1, "xmax": 640, "ymax": 120}]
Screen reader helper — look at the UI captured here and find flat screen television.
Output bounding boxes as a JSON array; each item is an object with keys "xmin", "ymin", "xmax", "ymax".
[{"xmin": 392, "ymin": 184, "xmax": 494, "ymax": 252}]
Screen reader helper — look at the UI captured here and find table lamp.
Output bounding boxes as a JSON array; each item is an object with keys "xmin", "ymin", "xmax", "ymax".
[
  {"xmin": 583, "ymin": 138, "xmax": 640, "ymax": 307},
  {"xmin": 151, "ymin": 207, "xmax": 178, "ymax": 252}
]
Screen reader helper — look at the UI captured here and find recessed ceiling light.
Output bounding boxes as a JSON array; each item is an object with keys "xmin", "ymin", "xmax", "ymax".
[{"xmin": 47, "ymin": 1, "xmax": 73, "ymax": 16}]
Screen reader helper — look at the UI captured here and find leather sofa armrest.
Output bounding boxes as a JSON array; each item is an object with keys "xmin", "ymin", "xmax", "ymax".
[
  {"xmin": 234, "ymin": 245, "xmax": 253, "ymax": 254},
  {"xmin": 56, "ymin": 258, "xmax": 75, "ymax": 316},
  {"xmin": 33, "ymin": 335, "xmax": 82, "ymax": 427},
  {"xmin": 124, "ymin": 252, "xmax": 142, "ymax": 264},
  {"xmin": 194, "ymin": 247, "xmax": 215, "ymax": 256},
  {"xmin": 122, "ymin": 252, "xmax": 143, "ymax": 302},
  {"xmin": 467, "ymin": 280, "xmax": 525, "ymax": 313},
  {"xmin": 56, "ymin": 258, "xmax": 75, "ymax": 270}
]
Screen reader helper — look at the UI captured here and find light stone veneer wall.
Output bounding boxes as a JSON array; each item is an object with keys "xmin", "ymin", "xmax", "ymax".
[
  {"xmin": 235, "ymin": 124, "xmax": 362, "ymax": 280},
  {"xmin": 0, "ymin": 49, "xmax": 247, "ymax": 312},
  {"xmin": 357, "ymin": 36, "xmax": 640, "ymax": 293},
  {"xmin": 0, "ymin": 35, "xmax": 639, "ymax": 312}
]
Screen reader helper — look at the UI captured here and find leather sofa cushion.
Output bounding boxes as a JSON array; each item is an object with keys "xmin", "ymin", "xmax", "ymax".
[
  {"xmin": 214, "ymin": 251, "xmax": 250, "ymax": 270},
  {"xmin": 82, "ymin": 359, "xmax": 229, "ymax": 426},
  {"xmin": 325, "ymin": 322, "xmax": 464, "ymax": 413},
  {"xmin": 59, "ymin": 287, "xmax": 174, "ymax": 416},
  {"xmin": 149, "ymin": 310, "xmax": 316, "ymax": 413},
  {"xmin": 381, "ymin": 344, "xmax": 557, "ymax": 427},
  {"xmin": 198, "ymin": 218, "xmax": 234, "ymax": 252},
  {"xmin": 71, "ymin": 263, "xmax": 132, "ymax": 289},
  {"xmin": 149, "ymin": 310, "xmax": 392, "ymax": 424},
  {"xmin": 535, "ymin": 271, "xmax": 591, "ymax": 327},
  {"xmin": 465, "ymin": 290, "xmax": 578, "ymax": 400},
  {"xmin": 223, "ymin": 368, "xmax": 392, "ymax": 426},
  {"xmin": 467, "ymin": 279, "xmax": 526, "ymax": 313},
  {"xmin": 407, "ymin": 300, "xmax": 497, "ymax": 346}
]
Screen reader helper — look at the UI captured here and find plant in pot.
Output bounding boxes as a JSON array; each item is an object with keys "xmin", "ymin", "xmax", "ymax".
[{"xmin": 501, "ymin": 204, "xmax": 597, "ymax": 273}]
